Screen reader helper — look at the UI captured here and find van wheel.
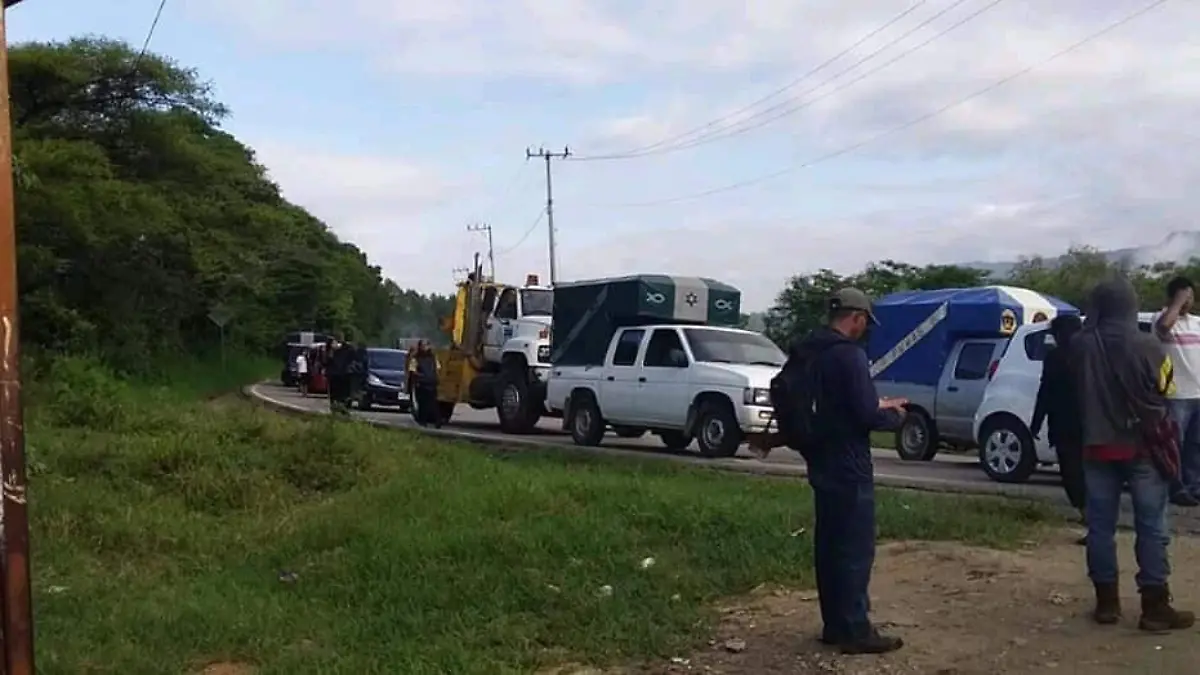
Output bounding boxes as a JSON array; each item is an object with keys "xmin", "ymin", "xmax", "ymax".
[
  {"xmin": 979, "ymin": 416, "xmax": 1037, "ymax": 483},
  {"xmin": 613, "ymin": 426, "xmax": 646, "ymax": 439},
  {"xmin": 658, "ymin": 431, "xmax": 691, "ymax": 450},
  {"xmin": 568, "ymin": 395, "xmax": 605, "ymax": 447},
  {"xmin": 896, "ymin": 410, "xmax": 938, "ymax": 461},
  {"xmin": 696, "ymin": 402, "xmax": 742, "ymax": 458}
]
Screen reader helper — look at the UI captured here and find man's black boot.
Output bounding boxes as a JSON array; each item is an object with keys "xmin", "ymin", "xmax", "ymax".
[{"xmin": 839, "ymin": 629, "xmax": 903, "ymax": 655}]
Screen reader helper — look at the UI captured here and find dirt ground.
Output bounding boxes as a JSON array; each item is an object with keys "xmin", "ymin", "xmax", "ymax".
[{"xmin": 618, "ymin": 529, "xmax": 1200, "ymax": 674}]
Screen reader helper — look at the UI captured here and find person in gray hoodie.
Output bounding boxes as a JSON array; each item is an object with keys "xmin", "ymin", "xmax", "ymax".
[{"xmin": 1071, "ymin": 276, "xmax": 1193, "ymax": 631}]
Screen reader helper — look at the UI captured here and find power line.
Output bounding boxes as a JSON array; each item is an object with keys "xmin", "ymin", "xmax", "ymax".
[
  {"xmin": 575, "ymin": 0, "xmax": 933, "ymax": 160},
  {"xmin": 597, "ymin": 0, "xmax": 1172, "ymax": 208},
  {"xmin": 574, "ymin": 0, "xmax": 997, "ymax": 161},
  {"xmin": 496, "ymin": 208, "xmax": 547, "ymax": 256}
]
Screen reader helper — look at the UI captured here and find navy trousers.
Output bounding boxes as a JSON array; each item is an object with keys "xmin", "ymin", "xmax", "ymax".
[{"xmin": 811, "ymin": 477, "xmax": 876, "ymax": 642}]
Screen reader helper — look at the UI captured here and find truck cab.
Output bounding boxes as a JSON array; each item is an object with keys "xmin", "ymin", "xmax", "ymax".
[
  {"xmin": 481, "ymin": 278, "xmax": 553, "ymax": 373},
  {"xmin": 547, "ymin": 324, "xmax": 783, "ymax": 458}
]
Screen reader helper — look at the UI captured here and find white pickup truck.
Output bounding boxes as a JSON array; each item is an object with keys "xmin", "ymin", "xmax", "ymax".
[{"xmin": 545, "ymin": 324, "xmax": 785, "ymax": 457}]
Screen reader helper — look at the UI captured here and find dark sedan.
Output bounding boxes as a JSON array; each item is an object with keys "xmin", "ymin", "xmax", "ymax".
[{"xmin": 357, "ymin": 348, "xmax": 411, "ymax": 411}]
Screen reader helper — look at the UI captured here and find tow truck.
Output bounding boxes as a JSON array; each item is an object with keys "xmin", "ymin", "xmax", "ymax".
[{"xmin": 429, "ymin": 260, "xmax": 555, "ymax": 432}]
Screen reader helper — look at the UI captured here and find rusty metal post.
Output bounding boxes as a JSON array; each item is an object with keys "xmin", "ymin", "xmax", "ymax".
[{"xmin": 0, "ymin": 2, "xmax": 35, "ymax": 674}]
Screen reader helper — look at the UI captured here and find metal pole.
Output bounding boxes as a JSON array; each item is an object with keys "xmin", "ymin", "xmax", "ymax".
[
  {"xmin": 0, "ymin": 3, "xmax": 36, "ymax": 673},
  {"xmin": 467, "ymin": 223, "xmax": 495, "ymax": 281},
  {"xmin": 525, "ymin": 146, "xmax": 569, "ymax": 285}
]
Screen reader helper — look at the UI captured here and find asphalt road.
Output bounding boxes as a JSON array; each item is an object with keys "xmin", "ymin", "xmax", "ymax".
[{"xmin": 249, "ymin": 382, "xmax": 1070, "ymax": 501}]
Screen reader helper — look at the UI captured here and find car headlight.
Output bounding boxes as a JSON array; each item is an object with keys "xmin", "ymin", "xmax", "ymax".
[
  {"xmin": 367, "ymin": 373, "xmax": 384, "ymax": 386},
  {"xmin": 537, "ymin": 345, "xmax": 551, "ymax": 363},
  {"xmin": 743, "ymin": 387, "xmax": 771, "ymax": 406}
]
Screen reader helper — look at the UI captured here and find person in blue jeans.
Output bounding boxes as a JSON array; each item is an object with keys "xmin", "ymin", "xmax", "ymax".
[
  {"xmin": 1153, "ymin": 276, "xmax": 1200, "ymax": 506},
  {"xmin": 1071, "ymin": 276, "xmax": 1193, "ymax": 630}
]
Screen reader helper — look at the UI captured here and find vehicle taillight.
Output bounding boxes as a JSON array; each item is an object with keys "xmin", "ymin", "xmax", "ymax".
[
  {"xmin": 987, "ymin": 360, "xmax": 999, "ymax": 380},
  {"xmin": 539, "ymin": 327, "xmax": 549, "ymax": 340}
]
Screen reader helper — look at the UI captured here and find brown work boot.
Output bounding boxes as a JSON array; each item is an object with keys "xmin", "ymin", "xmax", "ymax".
[
  {"xmin": 1092, "ymin": 582, "xmax": 1121, "ymax": 624},
  {"xmin": 1139, "ymin": 585, "xmax": 1195, "ymax": 632}
]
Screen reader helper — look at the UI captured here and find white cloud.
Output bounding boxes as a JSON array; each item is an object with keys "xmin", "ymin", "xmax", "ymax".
[{"xmin": 193, "ymin": 0, "xmax": 1200, "ymax": 309}]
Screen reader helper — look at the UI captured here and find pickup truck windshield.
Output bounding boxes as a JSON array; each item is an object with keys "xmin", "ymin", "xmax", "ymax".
[
  {"xmin": 683, "ymin": 329, "xmax": 785, "ymax": 367},
  {"xmin": 521, "ymin": 288, "xmax": 553, "ymax": 317}
]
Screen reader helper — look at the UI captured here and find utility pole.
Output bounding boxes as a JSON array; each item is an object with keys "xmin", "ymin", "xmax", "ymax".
[
  {"xmin": 525, "ymin": 146, "xmax": 569, "ymax": 285},
  {"xmin": 467, "ymin": 222, "xmax": 494, "ymax": 281},
  {"xmin": 0, "ymin": 2, "xmax": 36, "ymax": 675}
]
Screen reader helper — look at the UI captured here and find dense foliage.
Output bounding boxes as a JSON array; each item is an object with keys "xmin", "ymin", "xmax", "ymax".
[
  {"xmin": 764, "ymin": 248, "xmax": 1200, "ymax": 346},
  {"xmin": 11, "ymin": 37, "xmax": 452, "ymax": 369}
]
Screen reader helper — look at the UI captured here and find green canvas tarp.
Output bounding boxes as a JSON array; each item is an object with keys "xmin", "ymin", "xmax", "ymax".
[{"xmin": 551, "ymin": 275, "xmax": 742, "ymax": 366}]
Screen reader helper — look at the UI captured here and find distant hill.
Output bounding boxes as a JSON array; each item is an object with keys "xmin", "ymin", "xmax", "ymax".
[{"xmin": 961, "ymin": 231, "xmax": 1200, "ymax": 279}]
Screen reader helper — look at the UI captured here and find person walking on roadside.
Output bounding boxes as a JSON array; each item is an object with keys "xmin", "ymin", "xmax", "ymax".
[
  {"xmin": 1153, "ymin": 276, "xmax": 1200, "ymax": 507},
  {"xmin": 784, "ymin": 288, "xmax": 907, "ymax": 654},
  {"xmin": 1072, "ymin": 276, "xmax": 1193, "ymax": 631},
  {"xmin": 1030, "ymin": 314, "xmax": 1086, "ymax": 543},
  {"xmin": 295, "ymin": 349, "xmax": 310, "ymax": 396},
  {"xmin": 327, "ymin": 337, "xmax": 355, "ymax": 415},
  {"xmin": 411, "ymin": 340, "xmax": 441, "ymax": 427}
]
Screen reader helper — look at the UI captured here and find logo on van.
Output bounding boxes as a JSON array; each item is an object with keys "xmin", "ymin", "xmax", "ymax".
[
  {"xmin": 1032, "ymin": 311, "xmax": 1048, "ymax": 323},
  {"xmin": 713, "ymin": 299, "xmax": 734, "ymax": 311},
  {"xmin": 645, "ymin": 292, "xmax": 666, "ymax": 304},
  {"xmin": 1000, "ymin": 309, "xmax": 1017, "ymax": 335}
]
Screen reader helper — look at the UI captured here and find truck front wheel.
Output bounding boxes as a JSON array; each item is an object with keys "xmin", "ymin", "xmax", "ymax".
[
  {"xmin": 695, "ymin": 402, "xmax": 742, "ymax": 458},
  {"xmin": 497, "ymin": 369, "xmax": 542, "ymax": 434},
  {"xmin": 568, "ymin": 394, "xmax": 605, "ymax": 446}
]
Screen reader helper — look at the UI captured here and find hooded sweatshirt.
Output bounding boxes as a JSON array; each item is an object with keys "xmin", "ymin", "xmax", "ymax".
[
  {"xmin": 792, "ymin": 326, "xmax": 902, "ymax": 484},
  {"xmin": 1071, "ymin": 276, "xmax": 1168, "ymax": 461}
]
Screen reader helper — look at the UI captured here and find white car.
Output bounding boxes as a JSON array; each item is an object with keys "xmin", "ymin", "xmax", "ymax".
[{"xmin": 973, "ymin": 312, "xmax": 1155, "ymax": 483}]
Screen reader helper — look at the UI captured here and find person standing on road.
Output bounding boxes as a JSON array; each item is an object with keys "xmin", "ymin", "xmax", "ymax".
[
  {"xmin": 295, "ymin": 349, "xmax": 310, "ymax": 396},
  {"xmin": 327, "ymin": 337, "xmax": 355, "ymax": 415},
  {"xmin": 411, "ymin": 340, "xmax": 441, "ymax": 427},
  {"xmin": 1030, "ymin": 314, "xmax": 1086, "ymax": 542},
  {"xmin": 790, "ymin": 288, "xmax": 907, "ymax": 655},
  {"xmin": 1072, "ymin": 276, "xmax": 1193, "ymax": 630},
  {"xmin": 1153, "ymin": 276, "xmax": 1200, "ymax": 507}
]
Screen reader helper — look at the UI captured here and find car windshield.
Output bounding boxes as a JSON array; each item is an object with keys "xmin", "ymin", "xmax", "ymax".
[
  {"xmin": 683, "ymin": 328, "xmax": 785, "ymax": 367},
  {"xmin": 368, "ymin": 349, "xmax": 407, "ymax": 371},
  {"xmin": 521, "ymin": 288, "xmax": 553, "ymax": 317}
]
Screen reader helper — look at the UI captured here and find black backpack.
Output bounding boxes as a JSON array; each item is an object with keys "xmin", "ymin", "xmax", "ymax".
[{"xmin": 769, "ymin": 345, "xmax": 826, "ymax": 459}]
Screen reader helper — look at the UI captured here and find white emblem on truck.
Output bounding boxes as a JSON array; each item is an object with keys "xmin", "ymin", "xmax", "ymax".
[
  {"xmin": 714, "ymin": 299, "xmax": 733, "ymax": 311},
  {"xmin": 646, "ymin": 292, "xmax": 665, "ymax": 304}
]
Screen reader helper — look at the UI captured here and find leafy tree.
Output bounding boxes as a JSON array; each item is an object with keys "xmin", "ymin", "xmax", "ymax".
[{"xmin": 10, "ymin": 37, "xmax": 451, "ymax": 369}]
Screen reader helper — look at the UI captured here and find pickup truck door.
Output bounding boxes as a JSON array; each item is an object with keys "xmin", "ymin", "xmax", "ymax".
[
  {"xmin": 599, "ymin": 328, "xmax": 648, "ymax": 422},
  {"xmin": 636, "ymin": 328, "xmax": 692, "ymax": 427},
  {"xmin": 936, "ymin": 340, "xmax": 1003, "ymax": 441}
]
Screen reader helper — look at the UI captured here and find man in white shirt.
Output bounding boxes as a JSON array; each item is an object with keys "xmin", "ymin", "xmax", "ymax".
[
  {"xmin": 1154, "ymin": 276, "xmax": 1200, "ymax": 507},
  {"xmin": 294, "ymin": 350, "xmax": 310, "ymax": 396}
]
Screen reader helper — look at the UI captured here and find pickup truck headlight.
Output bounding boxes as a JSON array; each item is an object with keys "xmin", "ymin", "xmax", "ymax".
[
  {"xmin": 743, "ymin": 387, "xmax": 771, "ymax": 406},
  {"xmin": 536, "ymin": 345, "xmax": 551, "ymax": 363},
  {"xmin": 367, "ymin": 373, "xmax": 384, "ymax": 387}
]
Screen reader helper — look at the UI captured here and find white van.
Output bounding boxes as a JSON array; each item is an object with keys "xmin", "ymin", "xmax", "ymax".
[{"xmin": 972, "ymin": 312, "xmax": 1156, "ymax": 483}]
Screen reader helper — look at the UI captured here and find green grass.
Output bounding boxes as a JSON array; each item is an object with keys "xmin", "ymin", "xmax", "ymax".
[{"xmin": 26, "ymin": 356, "xmax": 1054, "ymax": 674}]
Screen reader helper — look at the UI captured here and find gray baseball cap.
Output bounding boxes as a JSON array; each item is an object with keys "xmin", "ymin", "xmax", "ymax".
[{"xmin": 829, "ymin": 287, "xmax": 879, "ymax": 324}]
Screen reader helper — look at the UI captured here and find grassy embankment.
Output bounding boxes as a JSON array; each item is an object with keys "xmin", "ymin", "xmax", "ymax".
[{"xmin": 27, "ymin": 355, "xmax": 1053, "ymax": 674}]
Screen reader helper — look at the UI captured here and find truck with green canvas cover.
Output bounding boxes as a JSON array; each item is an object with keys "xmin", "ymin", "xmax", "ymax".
[
  {"xmin": 544, "ymin": 276, "xmax": 787, "ymax": 457},
  {"xmin": 550, "ymin": 275, "xmax": 743, "ymax": 367}
]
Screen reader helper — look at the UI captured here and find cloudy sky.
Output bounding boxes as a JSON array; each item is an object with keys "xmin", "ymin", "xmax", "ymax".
[{"xmin": 10, "ymin": 0, "xmax": 1200, "ymax": 308}]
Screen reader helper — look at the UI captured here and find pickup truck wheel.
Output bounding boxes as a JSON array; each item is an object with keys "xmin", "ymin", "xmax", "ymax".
[
  {"xmin": 612, "ymin": 426, "xmax": 646, "ymax": 439},
  {"xmin": 658, "ymin": 431, "xmax": 691, "ymax": 451},
  {"xmin": 696, "ymin": 403, "xmax": 742, "ymax": 458},
  {"xmin": 896, "ymin": 410, "xmax": 938, "ymax": 461},
  {"xmin": 497, "ymin": 370, "xmax": 540, "ymax": 434},
  {"xmin": 568, "ymin": 396, "xmax": 605, "ymax": 446},
  {"xmin": 978, "ymin": 416, "xmax": 1037, "ymax": 484}
]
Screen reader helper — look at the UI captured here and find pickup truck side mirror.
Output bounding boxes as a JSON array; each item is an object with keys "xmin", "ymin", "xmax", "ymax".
[{"xmin": 667, "ymin": 348, "xmax": 688, "ymax": 368}]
